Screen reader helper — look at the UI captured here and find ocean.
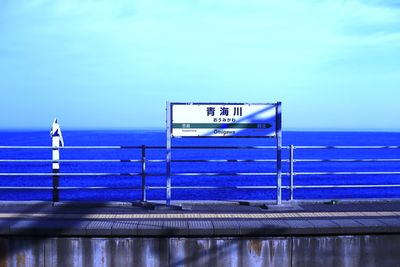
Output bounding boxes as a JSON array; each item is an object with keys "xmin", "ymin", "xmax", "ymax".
[{"xmin": 0, "ymin": 130, "xmax": 400, "ymax": 201}]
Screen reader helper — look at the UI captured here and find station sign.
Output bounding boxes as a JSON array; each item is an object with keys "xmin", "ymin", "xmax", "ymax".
[{"xmin": 170, "ymin": 103, "xmax": 278, "ymax": 137}]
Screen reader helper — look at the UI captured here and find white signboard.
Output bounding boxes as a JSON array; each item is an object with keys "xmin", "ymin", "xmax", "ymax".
[{"xmin": 170, "ymin": 103, "xmax": 278, "ymax": 137}]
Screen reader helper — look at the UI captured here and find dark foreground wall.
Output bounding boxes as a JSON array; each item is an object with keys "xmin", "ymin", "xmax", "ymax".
[{"xmin": 1, "ymin": 235, "xmax": 399, "ymax": 267}]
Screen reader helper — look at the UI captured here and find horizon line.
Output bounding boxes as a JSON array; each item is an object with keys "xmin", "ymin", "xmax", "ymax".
[{"xmin": 0, "ymin": 127, "xmax": 400, "ymax": 133}]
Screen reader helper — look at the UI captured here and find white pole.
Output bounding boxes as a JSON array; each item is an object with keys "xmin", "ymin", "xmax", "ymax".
[{"xmin": 52, "ymin": 134, "xmax": 60, "ymax": 171}]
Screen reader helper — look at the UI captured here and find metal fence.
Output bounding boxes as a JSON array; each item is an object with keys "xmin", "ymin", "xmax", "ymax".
[{"xmin": 0, "ymin": 144, "xmax": 400, "ymax": 204}]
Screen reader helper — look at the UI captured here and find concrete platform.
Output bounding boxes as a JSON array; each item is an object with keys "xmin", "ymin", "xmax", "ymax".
[{"xmin": 0, "ymin": 201, "xmax": 400, "ymax": 237}]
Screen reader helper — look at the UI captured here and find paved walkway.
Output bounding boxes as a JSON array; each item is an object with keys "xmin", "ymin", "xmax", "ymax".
[{"xmin": 0, "ymin": 201, "xmax": 400, "ymax": 237}]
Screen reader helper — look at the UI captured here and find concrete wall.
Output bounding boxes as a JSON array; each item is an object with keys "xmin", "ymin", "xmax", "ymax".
[{"xmin": 1, "ymin": 235, "xmax": 399, "ymax": 267}]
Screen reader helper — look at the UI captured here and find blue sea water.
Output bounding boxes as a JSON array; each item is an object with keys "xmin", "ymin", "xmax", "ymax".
[{"xmin": 0, "ymin": 130, "xmax": 400, "ymax": 201}]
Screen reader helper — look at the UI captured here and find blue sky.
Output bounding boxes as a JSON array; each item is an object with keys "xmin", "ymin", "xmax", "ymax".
[{"xmin": 0, "ymin": 0, "xmax": 399, "ymax": 130}]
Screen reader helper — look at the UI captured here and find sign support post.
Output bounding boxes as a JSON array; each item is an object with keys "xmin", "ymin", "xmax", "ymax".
[{"xmin": 166, "ymin": 102, "xmax": 172, "ymax": 206}]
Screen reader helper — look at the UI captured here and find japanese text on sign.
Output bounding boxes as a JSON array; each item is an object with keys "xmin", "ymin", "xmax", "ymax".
[{"xmin": 171, "ymin": 103, "xmax": 277, "ymax": 137}]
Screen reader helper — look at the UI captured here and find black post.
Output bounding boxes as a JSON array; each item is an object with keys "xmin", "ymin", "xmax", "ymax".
[{"xmin": 52, "ymin": 164, "xmax": 59, "ymax": 202}]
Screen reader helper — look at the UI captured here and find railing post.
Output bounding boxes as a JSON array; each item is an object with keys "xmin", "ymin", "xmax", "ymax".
[
  {"xmin": 290, "ymin": 144, "xmax": 294, "ymax": 201},
  {"xmin": 52, "ymin": 135, "xmax": 60, "ymax": 203},
  {"xmin": 275, "ymin": 102, "xmax": 282, "ymax": 205},
  {"xmin": 141, "ymin": 145, "xmax": 146, "ymax": 202}
]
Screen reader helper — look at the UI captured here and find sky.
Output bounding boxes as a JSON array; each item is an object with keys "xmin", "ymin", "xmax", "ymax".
[{"xmin": 0, "ymin": 0, "xmax": 399, "ymax": 130}]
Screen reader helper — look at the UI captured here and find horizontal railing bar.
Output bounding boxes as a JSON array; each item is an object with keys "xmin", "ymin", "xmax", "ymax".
[
  {"xmin": 171, "ymin": 172, "xmax": 281, "ymax": 176},
  {"xmin": 0, "ymin": 186, "xmax": 144, "ymax": 190},
  {"xmin": 294, "ymin": 184, "xmax": 400, "ymax": 189},
  {"xmin": 139, "ymin": 172, "xmax": 290, "ymax": 176},
  {"xmin": 0, "ymin": 186, "xmax": 284, "ymax": 190},
  {"xmin": 0, "ymin": 159, "xmax": 142, "ymax": 163},
  {"xmin": 0, "ymin": 173, "xmax": 141, "ymax": 176},
  {"xmin": 62, "ymin": 146, "xmax": 140, "ymax": 149},
  {"xmin": 0, "ymin": 187, "xmax": 54, "ymax": 190},
  {"xmin": 295, "ymin": 159, "xmax": 400, "ymax": 163},
  {"xmin": 0, "ymin": 145, "xmax": 287, "ymax": 149},
  {"xmin": 0, "ymin": 159, "xmax": 285, "ymax": 163},
  {"xmin": 61, "ymin": 159, "xmax": 141, "ymax": 163},
  {"xmin": 295, "ymin": 171, "xmax": 400, "ymax": 175},
  {"xmin": 1, "ymin": 145, "xmax": 399, "ymax": 150},
  {"xmin": 146, "ymin": 186, "xmax": 279, "ymax": 189},
  {"xmin": 171, "ymin": 159, "xmax": 285, "ymax": 163},
  {"xmin": 59, "ymin": 187, "xmax": 142, "ymax": 190},
  {"xmin": 2, "ymin": 171, "xmax": 400, "ymax": 176},
  {"xmin": 120, "ymin": 159, "xmax": 288, "ymax": 163},
  {"xmin": 0, "ymin": 146, "xmax": 134, "ymax": 149},
  {"xmin": 295, "ymin": 145, "xmax": 400, "ymax": 149},
  {"xmin": 145, "ymin": 146, "xmax": 278, "ymax": 149},
  {"xmin": 0, "ymin": 160, "xmax": 52, "ymax": 163},
  {"xmin": 0, "ymin": 146, "xmax": 52, "ymax": 149},
  {"xmin": 147, "ymin": 159, "xmax": 165, "ymax": 163},
  {"xmin": 170, "ymin": 146, "xmax": 287, "ymax": 149},
  {"xmin": 0, "ymin": 172, "xmax": 288, "ymax": 176}
]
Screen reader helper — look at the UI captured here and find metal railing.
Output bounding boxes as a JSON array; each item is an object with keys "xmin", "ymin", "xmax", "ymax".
[
  {"xmin": 0, "ymin": 144, "xmax": 400, "ymax": 203},
  {"xmin": 287, "ymin": 145, "xmax": 400, "ymax": 201}
]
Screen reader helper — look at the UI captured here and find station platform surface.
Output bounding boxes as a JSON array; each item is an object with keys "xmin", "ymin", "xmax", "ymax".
[{"xmin": 0, "ymin": 201, "xmax": 400, "ymax": 237}]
